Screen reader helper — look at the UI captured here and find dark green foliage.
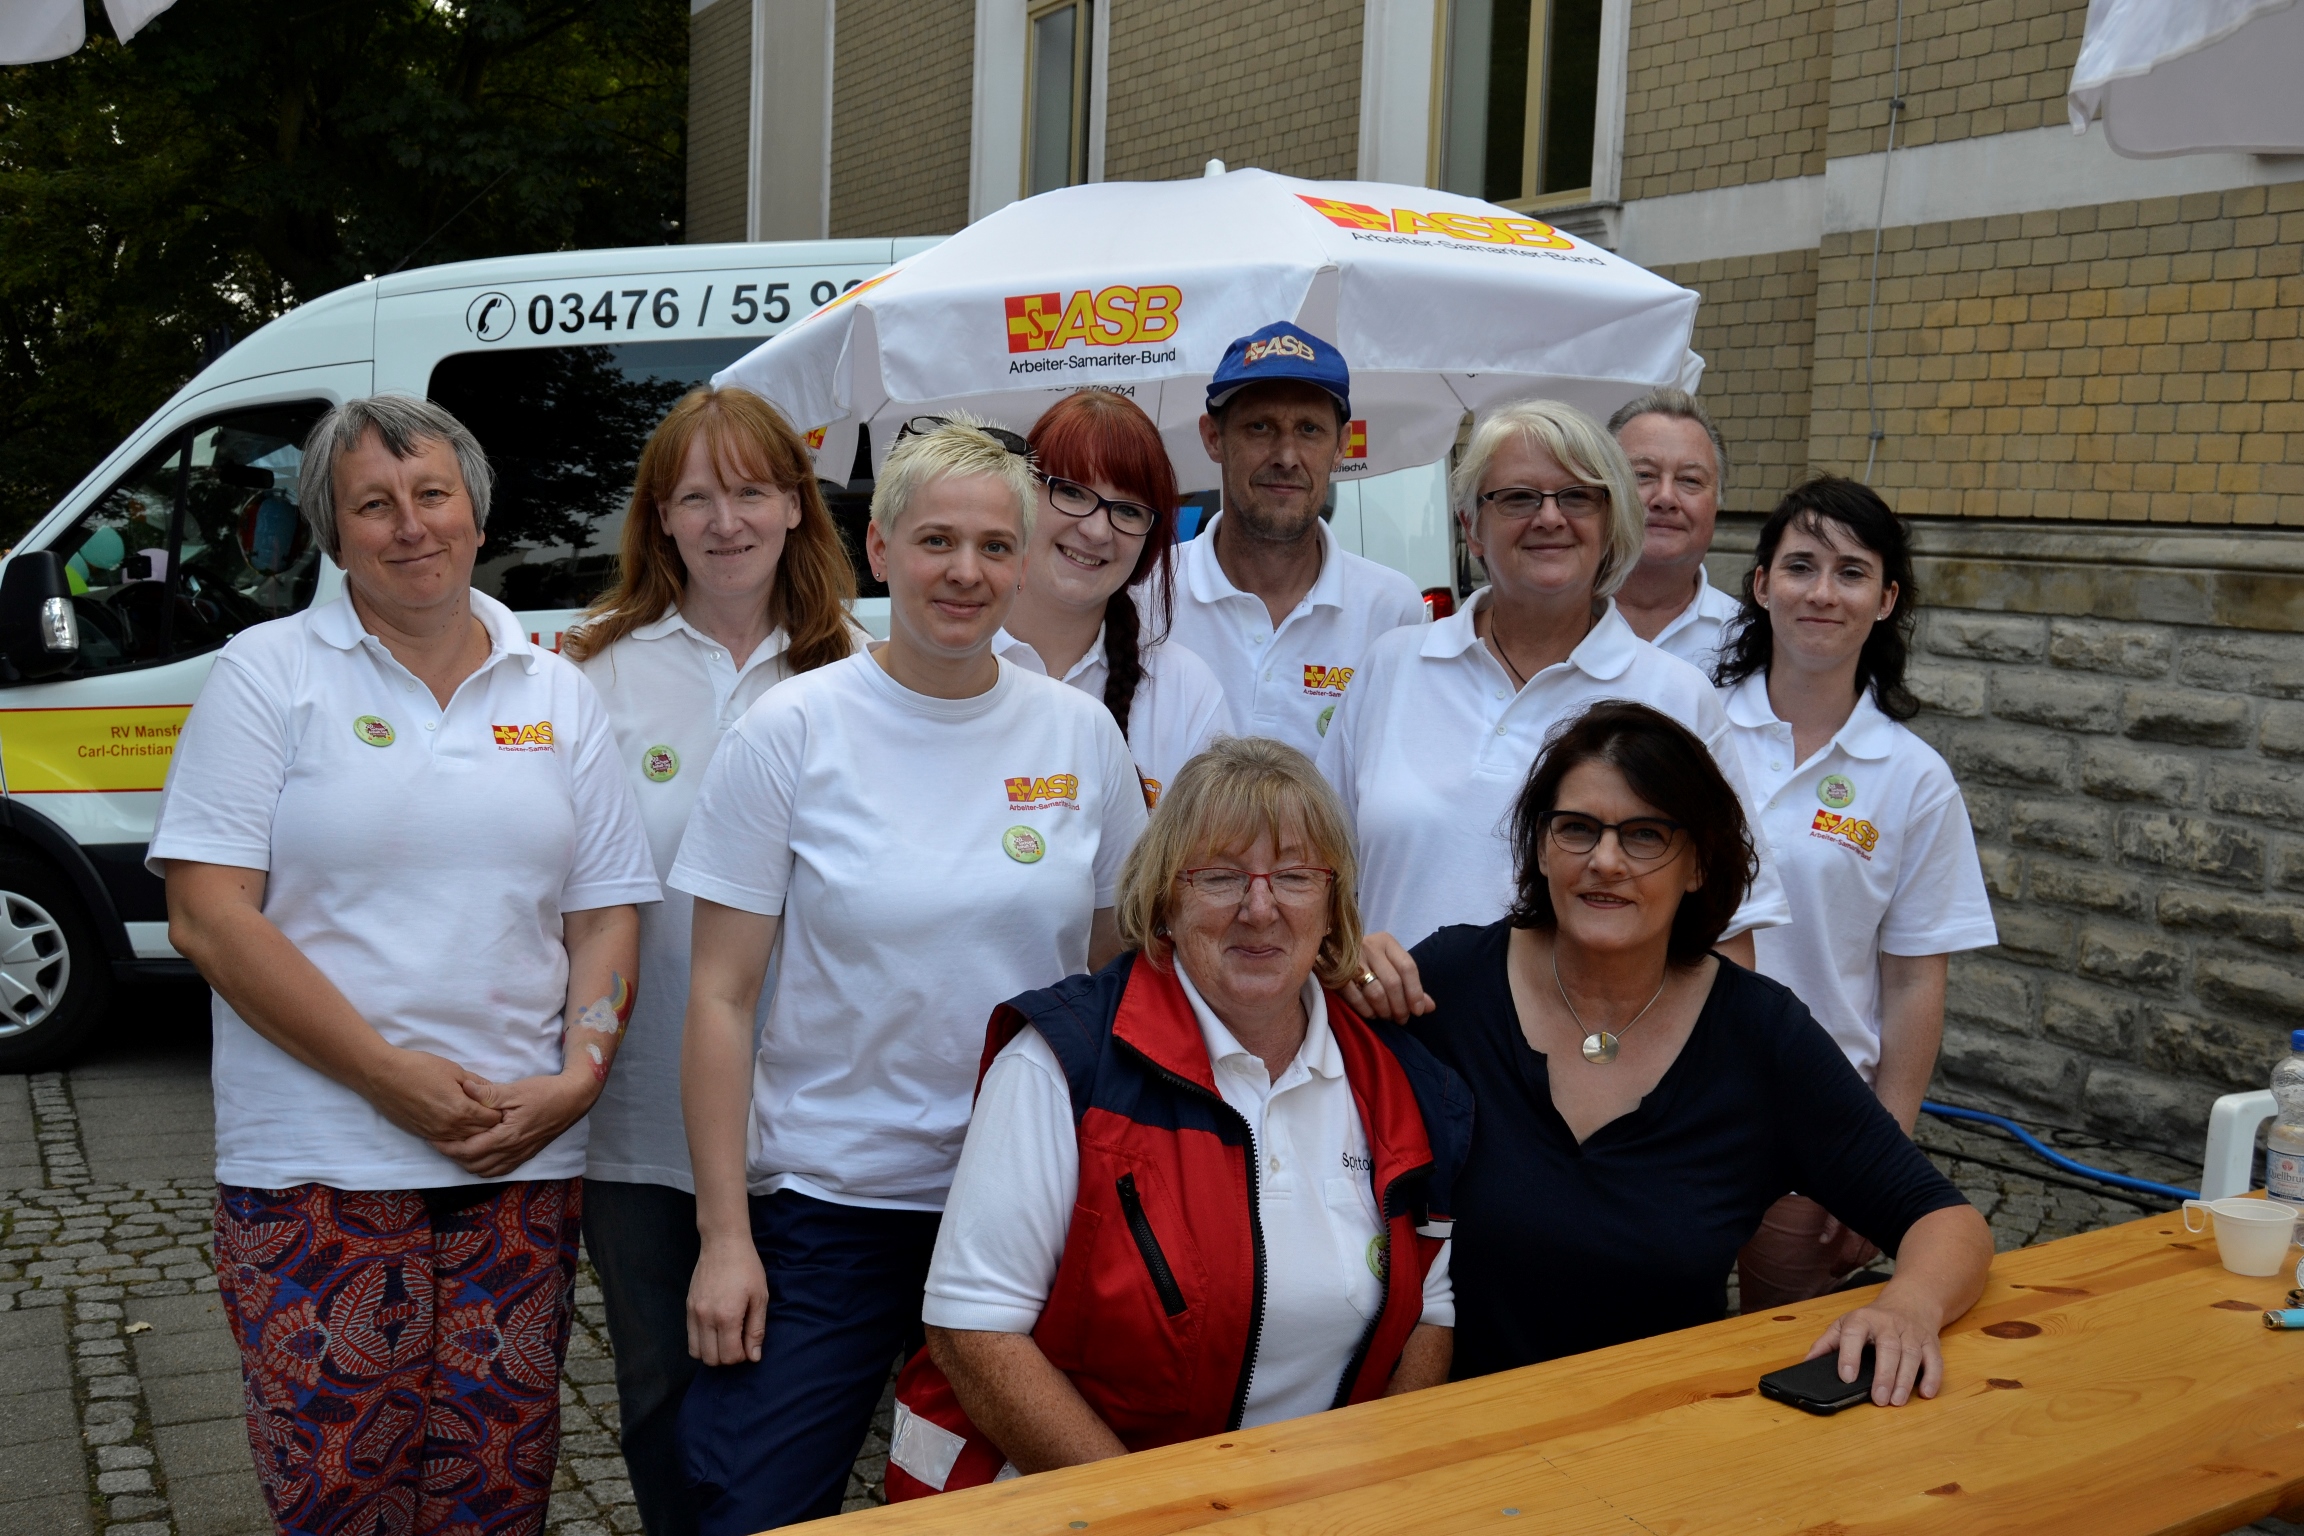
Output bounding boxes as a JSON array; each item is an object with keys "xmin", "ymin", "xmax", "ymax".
[{"xmin": 0, "ymin": 0, "xmax": 686, "ymax": 540}]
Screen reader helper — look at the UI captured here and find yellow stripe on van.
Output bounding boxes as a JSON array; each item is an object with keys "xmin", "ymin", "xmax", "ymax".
[{"xmin": 0, "ymin": 706, "xmax": 190, "ymax": 793}]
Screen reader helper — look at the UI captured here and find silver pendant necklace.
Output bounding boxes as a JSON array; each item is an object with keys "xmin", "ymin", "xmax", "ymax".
[{"xmin": 1551, "ymin": 946, "xmax": 1670, "ymax": 1064}]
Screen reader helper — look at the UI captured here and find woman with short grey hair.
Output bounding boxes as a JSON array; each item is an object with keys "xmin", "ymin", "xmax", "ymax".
[
  {"xmin": 1317, "ymin": 398, "xmax": 1790, "ymax": 1016},
  {"xmin": 150, "ymin": 393, "xmax": 658, "ymax": 1533}
]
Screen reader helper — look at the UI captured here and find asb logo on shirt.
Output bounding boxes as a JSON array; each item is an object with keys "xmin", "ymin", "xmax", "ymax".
[
  {"xmin": 493, "ymin": 721, "xmax": 556, "ymax": 752},
  {"xmin": 1005, "ymin": 773, "xmax": 1080, "ymax": 810},
  {"xmin": 1302, "ymin": 664, "xmax": 1354, "ymax": 697},
  {"xmin": 1004, "ymin": 287, "xmax": 1183, "ymax": 354},
  {"xmin": 1810, "ymin": 809, "xmax": 1881, "ymax": 858}
]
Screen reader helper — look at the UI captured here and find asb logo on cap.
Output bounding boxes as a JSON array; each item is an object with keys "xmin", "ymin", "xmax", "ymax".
[
  {"xmin": 1242, "ymin": 333, "xmax": 1318, "ymax": 367},
  {"xmin": 1005, "ymin": 286, "xmax": 1183, "ymax": 354},
  {"xmin": 1297, "ymin": 195, "xmax": 1576, "ymax": 252}
]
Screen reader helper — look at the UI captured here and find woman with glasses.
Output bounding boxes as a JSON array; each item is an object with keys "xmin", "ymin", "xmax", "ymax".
[
  {"xmin": 1404, "ymin": 701, "xmax": 1991, "ymax": 1402},
  {"xmin": 1317, "ymin": 399, "xmax": 1787, "ymax": 1003},
  {"xmin": 884, "ymin": 737, "xmax": 1469, "ymax": 1499},
  {"xmin": 1714, "ymin": 479, "xmax": 1996, "ymax": 1309},
  {"xmin": 996, "ymin": 390, "xmax": 1227, "ymax": 808},
  {"xmin": 669, "ymin": 418, "xmax": 1148, "ymax": 1532}
]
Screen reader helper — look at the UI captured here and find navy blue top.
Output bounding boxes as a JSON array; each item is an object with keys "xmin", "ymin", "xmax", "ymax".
[{"xmin": 1407, "ymin": 920, "xmax": 1971, "ymax": 1379}]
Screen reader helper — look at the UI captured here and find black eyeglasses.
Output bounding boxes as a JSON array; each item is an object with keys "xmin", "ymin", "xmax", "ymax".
[
  {"xmin": 1538, "ymin": 811, "xmax": 1684, "ymax": 862},
  {"xmin": 1042, "ymin": 474, "xmax": 1157, "ymax": 537},
  {"xmin": 1478, "ymin": 484, "xmax": 1611, "ymax": 519},
  {"xmin": 897, "ymin": 415, "xmax": 1031, "ymax": 457}
]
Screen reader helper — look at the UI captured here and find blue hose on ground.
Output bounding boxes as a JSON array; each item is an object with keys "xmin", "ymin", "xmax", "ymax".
[{"xmin": 1921, "ymin": 1100, "xmax": 2198, "ymax": 1203}]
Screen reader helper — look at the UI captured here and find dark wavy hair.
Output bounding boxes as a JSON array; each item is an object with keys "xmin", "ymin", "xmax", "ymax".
[
  {"xmin": 1714, "ymin": 475, "xmax": 1918, "ymax": 720},
  {"xmin": 1026, "ymin": 390, "xmax": 1180, "ymax": 742},
  {"xmin": 1507, "ymin": 701, "xmax": 1757, "ymax": 965}
]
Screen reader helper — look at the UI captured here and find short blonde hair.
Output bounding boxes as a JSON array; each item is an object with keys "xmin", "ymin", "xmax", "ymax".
[
  {"xmin": 869, "ymin": 415, "xmax": 1036, "ymax": 539},
  {"xmin": 1115, "ymin": 736, "xmax": 1365, "ymax": 989},
  {"xmin": 1450, "ymin": 399, "xmax": 1645, "ymax": 600}
]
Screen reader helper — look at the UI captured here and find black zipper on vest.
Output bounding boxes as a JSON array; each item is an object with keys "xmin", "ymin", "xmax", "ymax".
[
  {"xmin": 1114, "ymin": 1173, "xmax": 1189, "ymax": 1318},
  {"xmin": 1328, "ymin": 1161, "xmax": 1434, "ymax": 1409},
  {"xmin": 1118, "ymin": 1041, "xmax": 1266, "ymax": 1433}
]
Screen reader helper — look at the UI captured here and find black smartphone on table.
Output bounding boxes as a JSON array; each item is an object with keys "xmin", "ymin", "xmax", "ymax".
[{"xmin": 1758, "ymin": 1345, "xmax": 1877, "ymax": 1415}]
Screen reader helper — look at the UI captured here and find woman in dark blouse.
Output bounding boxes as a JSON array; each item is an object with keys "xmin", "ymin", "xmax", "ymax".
[{"xmin": 1398, "ymin": 700, "xmax": 1992, "ymax": 1407}]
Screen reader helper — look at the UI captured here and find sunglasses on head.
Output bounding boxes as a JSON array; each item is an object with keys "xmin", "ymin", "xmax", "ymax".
[{"xmin": 897, "ymin": 416, "xmax": 1032, "ymax": 457}]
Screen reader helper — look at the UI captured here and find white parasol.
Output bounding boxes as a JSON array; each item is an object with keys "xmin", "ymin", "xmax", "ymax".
[
  {"xmin": 714, "ymin": 168, "xmax": 1701, "ymax": 490},
  {"xmin": 1, "ymin": 0, "xmax": 179, "ymax": 64},
  {"xmin": 2068, "ymin": 0, "xmax": 2304, "ymax": 158}
]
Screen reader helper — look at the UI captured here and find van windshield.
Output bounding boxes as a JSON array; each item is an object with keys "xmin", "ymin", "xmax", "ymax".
[{"xmin": 431, "ymin": 339, "xmax": 811, "ymax": 612}]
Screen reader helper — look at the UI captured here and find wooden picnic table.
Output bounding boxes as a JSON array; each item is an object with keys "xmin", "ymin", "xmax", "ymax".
[{"xmin": 799, "ymin": 1207, "xmax": 2304, "ymax": 1535}]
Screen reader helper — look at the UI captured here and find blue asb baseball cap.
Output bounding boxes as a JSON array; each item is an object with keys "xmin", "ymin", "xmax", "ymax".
[{"xmin": 1206, "ymin": 321, "xmax": 1351, "ymax": 417}]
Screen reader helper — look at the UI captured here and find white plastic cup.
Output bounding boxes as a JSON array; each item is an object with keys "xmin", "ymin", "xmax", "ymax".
[{"xmin": 2182, "ymin": 1197, "xmax": 2300, "ymax": 1276}]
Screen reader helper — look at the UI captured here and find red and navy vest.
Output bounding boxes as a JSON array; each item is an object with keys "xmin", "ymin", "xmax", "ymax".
[{"xmin": 887, "ymin": 951, "xmax": 1471, "ymax": 1499}]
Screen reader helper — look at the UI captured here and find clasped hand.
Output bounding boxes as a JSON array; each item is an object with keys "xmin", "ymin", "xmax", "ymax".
[{"xmin": 365, "ymin": 1047, "xmax": 596, "ymax": 1179}]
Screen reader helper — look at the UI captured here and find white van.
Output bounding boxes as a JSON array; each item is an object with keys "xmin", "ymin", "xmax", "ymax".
[{"xmin": 0, "ymin": 237, "xmax": 1456, "ymax": 1068}]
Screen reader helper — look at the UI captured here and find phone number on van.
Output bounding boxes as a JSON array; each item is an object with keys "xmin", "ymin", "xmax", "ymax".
[{"xmin": 465, "ymin": 277, "xmax": 875, "ymax": 342}]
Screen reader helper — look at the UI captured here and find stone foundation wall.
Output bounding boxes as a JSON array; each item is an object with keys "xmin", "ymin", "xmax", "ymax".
[{"xmin": 1710, "ymin": 517, "xmax": 2304, "ymax": 1161}]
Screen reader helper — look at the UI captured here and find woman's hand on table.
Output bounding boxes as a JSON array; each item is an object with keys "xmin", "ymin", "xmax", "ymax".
[
  {"xmin": 426, "ymin": 1067, "xmax": 597, "ymax": 1179},
  {"xmin": 688, "ymin": 1234, "xmax": 770, "ymax": 1366},
  {"xmin": 1342, "ymin": 932, "xmax": 1435, "ymax": 1023},
  {"xmin": 1804, "ymin": 1292, "xmax": 1944, "ymax": 1407}
]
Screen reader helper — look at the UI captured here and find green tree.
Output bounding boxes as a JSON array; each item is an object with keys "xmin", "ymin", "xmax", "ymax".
[{"xmin": 0, "ymin": 0, "xmax": 686, "ymax": 539}]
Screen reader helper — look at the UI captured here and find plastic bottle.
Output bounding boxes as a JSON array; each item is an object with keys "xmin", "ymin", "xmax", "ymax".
[{"xmin": 2269, "ymin": 1029, "xmax": 2304, "ymax": 1210}]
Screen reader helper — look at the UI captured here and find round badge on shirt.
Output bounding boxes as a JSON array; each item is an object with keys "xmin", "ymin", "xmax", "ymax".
[
  {"xmin": 1818, "ymin": 773, "xmax": 1856, "ymax": 809},
  {"xmin": 353, "ymin": 715, "xmax": 395, "ymax": 748},
  {"xmin": 1001, "ymin": 826, "xmax": 1046, "ymax": 864},
  {"xmin": 1317, "ymin": 704, "xmax": 1337, "ymax": 737},
  {"xmin": 642, "ymin": 744, "xmax": 679, "ymax": 782},
  {"xmin": 1366, "ymin": 1232, "xmax": 1389, "ymax": 1280}
]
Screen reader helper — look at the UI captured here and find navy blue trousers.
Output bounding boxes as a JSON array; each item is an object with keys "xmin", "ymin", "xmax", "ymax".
[
  {"xmin": 678, "ymin": 1190, "xmax": 940, "ymax": 1534},
  {"xmin": 583, "ymin": 1179, "xmax": 702, "ymax": 1536}
]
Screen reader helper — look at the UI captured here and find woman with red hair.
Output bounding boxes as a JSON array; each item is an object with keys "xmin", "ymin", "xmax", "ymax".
[{"xmin": 996, "ymin": 389, "xmax": 1227, "ymax": 807}]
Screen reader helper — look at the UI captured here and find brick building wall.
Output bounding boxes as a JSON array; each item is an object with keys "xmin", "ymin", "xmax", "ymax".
[
  {"xmin": 1655, "ymin": 247, "xmax": 1820, "ymax": 508},
  {"xmin": 1619, "ymin": 0, "xmax": 1833, "ymax": 202},
  {"xmin": 829, "ymin": 0, "xmax": 974, "ymax": 237},
  {"xmin": 1103, "ymin": 0, "xmax": 1362, "ymax": 183},
  {"xmin": 1807, "ymin": 184, "xmax": 2304, "ymax": 522},
  {"xmin": 1827, "ymin": 0, "xmax": 2088, "ymax": 158},
  {"xmin": 686, "ymin": 0, "xmax": 753, "ymax": 244}
]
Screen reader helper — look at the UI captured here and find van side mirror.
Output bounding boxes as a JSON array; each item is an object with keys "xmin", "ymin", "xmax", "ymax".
[{"xmin": 0, "ymin": 551, "xmax": 80, "ymax": 683}]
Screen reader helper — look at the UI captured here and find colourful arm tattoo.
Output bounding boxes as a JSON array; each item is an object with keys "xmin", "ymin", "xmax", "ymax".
[{"xmin": 568, "ymin": 971, "xmax": 635, "ymax": 1083}]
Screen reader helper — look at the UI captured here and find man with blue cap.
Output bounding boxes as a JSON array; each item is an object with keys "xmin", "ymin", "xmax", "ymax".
[{"xmin": 1163, "ymin": 321, "xmax": 1428, "ymax": 758}]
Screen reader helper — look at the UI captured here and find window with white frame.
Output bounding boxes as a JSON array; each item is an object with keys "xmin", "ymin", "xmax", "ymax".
[
  {"xmin": 1438, "ymin": 0, "xmax": 1602, "ymax": 208},
  {"xmin": 1025, "ymin": 0, "xmax": 1093, "ymax": 196}
]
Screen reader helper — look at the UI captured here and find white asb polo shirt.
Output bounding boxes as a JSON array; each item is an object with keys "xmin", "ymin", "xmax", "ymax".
[
  {"xmin": 1162, "ymin": 514, "xmax": 1427, "ymax": 759},
  {"xmin": 147, "ymin": 590, "xmax": 659, "ymax": 1191},
  {"xmin": 1650, "ymin": 566, "xmax": 1745, "ymax": 679},
  {"xmin": 667, "ymin": 652, "xmax": 1148, "ymax": 1211},
  {"xmin": 577, "ymin": 609, "xmax": 865, "ymax": 1192},
  {"xmin": 923, "ymin": 963, "xmax": 1450, "ymax": 1430},
  {"xmin": 1317, "ymin": 592, "xmax": 1791, "ymax": 950},
  {"xmin": 992, "ymin": 627, "xmax": 1228, "ymax": 808},
  {"xmin": 1722, "ymin": 674, "xmax": 1999, "ymax": 1082}
]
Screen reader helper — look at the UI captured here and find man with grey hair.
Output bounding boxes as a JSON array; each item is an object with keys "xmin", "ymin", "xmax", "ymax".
[{"xmin": 1607, "ymin": 388, "xmax": 1740, "ymax": 676}]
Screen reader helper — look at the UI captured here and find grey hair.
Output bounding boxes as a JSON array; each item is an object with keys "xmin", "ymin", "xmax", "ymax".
[
  {"xmin": 869, "ymin": 414, "xmax": 1036, "ymax": 539},
  {"xmin": 1451, "ymin": 399, "xmax": 1646, "ymax": 601},
  {"xmin": 1606, "ymin": 386, "xmax": 1728, "ymax": 492},
  {"xmin": 297, "ymin": 395, "xmax": 493, "ymax": 558}
]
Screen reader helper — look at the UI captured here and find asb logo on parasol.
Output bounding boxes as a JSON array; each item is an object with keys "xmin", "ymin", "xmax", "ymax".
[
  {"xmin": 1005, "ymin": 286, "xmax": 1183, "ymax": 375},
  {"xmin": 1296, "ymin": 196, "xmax": 1604, "ymax": 266}
]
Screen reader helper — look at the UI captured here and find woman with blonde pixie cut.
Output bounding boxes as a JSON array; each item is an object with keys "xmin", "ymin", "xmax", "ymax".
[
  {"xmin": 1318, "ymin": 397, "xmax": 1791, "ymax": 1024},
  {"xmin": 564, "ymin": 384, "xmax": 861, "ymax": 1536},
  {"xmin": 666, "ymin": 416, "xmax": 1146, "ymax": 1533},
  {"xmin": 886, "ymin": 736, "xmax": 1470, "ymax": 1500}
]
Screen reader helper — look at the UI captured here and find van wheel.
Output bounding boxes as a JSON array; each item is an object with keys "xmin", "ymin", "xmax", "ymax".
[{"xmin": 0, "ymin": 851, "xmax": 112, "ymax": 1073}]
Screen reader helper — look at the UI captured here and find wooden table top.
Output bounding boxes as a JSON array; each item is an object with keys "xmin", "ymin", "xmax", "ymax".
[{"xmin": 799, "ymin": 1209, "xmax": 2304, "ymax": 1536}]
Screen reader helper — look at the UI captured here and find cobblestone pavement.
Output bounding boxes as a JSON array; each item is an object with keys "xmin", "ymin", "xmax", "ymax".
[{"xmin": 0, "ymin": 989, "xmax": 2291, "ymax": 1536}]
